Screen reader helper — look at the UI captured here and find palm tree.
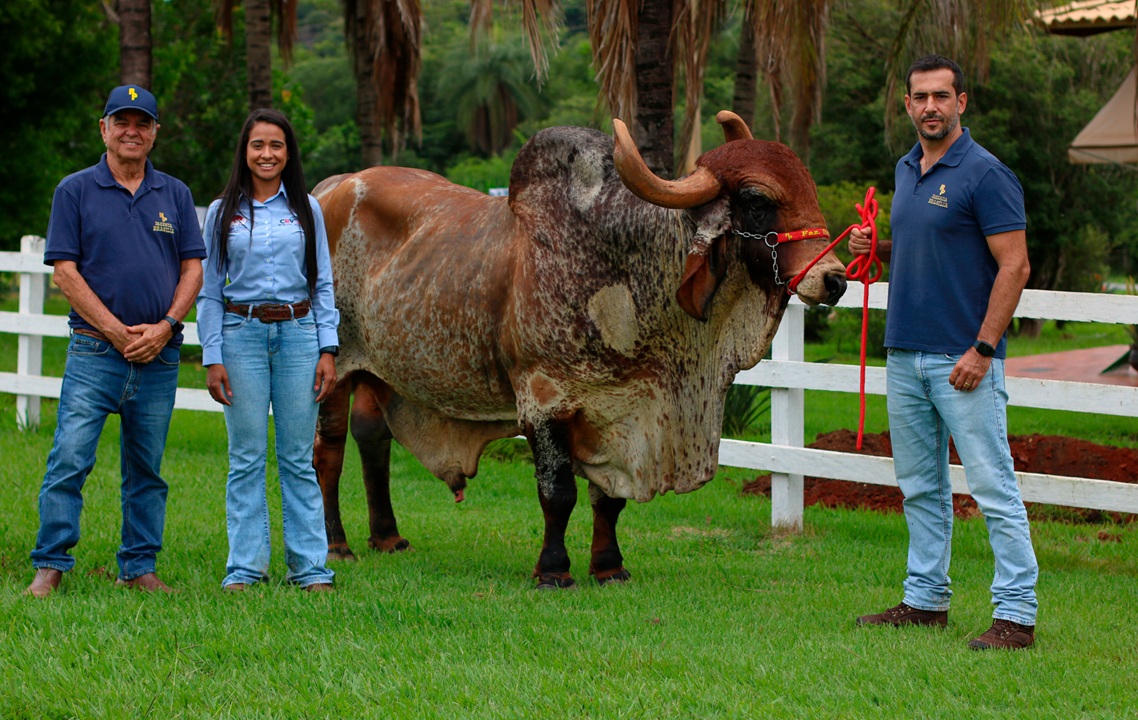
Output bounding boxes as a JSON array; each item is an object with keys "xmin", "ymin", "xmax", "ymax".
[
  {"xmin": 341, "ymin": 0, "xmax": 557, "ymax": 168},
  {"xmin": 437, "ymin": 37, "xmax": 544, "ymax": 155},
  {"xmin": 731, "ymin": 13, "xmax": 758, "ymax": 133},
  {"xmin": 118, "ymin": 0, "xmax": 152, "ymax": 88},
  {"xmin": 216, "ymin": 0, "xmax": 300, "ymax": 111}
]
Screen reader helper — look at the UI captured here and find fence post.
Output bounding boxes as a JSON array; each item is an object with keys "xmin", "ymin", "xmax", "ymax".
[
  {"xmin": 17, "ymin": 235, "xmax": 46, "ymax": 431},
  {"xmin": 770, "ymin": 303, "xmax": 805, "ymax": 530}
]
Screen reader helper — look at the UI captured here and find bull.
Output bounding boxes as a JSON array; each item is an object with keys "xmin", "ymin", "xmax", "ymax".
[{"xmin": 312, "ymin": 111, "xmax": 847, "ymax": 589}]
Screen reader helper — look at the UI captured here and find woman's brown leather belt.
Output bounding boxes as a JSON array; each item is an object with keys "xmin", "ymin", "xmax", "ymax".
[{"xmin": 226, "ymin": 299, "xmax": 311, "ymax": 322}]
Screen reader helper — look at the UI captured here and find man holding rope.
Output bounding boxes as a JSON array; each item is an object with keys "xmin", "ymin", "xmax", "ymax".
[
  {"xmin": 851, "ymin": 56, "xmax": 1037, "ymax": 649},
  {"xmin": 25, "ymin": 86, "xmax": 205, "ymax": 597}
]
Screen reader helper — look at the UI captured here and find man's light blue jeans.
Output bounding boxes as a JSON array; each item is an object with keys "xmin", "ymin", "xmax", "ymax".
[
  {"xmin": 220, "ymin": 311, "xmax": 333, "ymax": 588},
  {"xmin": 887, "ymin": 349, "xmax": 1038, "ymax": 626},
  {"xmin": 31, "ymin": 334, "xmax": 180, "ymax": 580}
]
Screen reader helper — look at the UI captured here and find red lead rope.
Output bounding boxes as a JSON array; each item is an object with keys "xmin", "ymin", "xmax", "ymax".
[{"xmin": 782, "ymin": 187, "xmax": 882, "ymax": 450}]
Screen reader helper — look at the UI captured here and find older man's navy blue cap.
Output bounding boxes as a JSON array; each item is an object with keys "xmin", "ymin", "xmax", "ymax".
[{"xmin": 103, "ymin": 85, "xmax": 159, "ymax": 121}]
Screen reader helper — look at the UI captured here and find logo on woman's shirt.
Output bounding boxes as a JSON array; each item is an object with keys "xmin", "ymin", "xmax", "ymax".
[{"xmin": 279, "ymin": 217, "xmax": 299, "ymax": 225}]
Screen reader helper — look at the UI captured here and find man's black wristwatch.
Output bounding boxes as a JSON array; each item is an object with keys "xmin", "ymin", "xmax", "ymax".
[
  {"xmin": 972, "ymin": 340, "xmax": 995, "ymax": 357},
  {"xmin": 162, "ymin": 316, "xmax": 184, "ymax": 336},
  {"xmin": 320, "ymin": 345, "xmax": 339, "ymax": 357}
]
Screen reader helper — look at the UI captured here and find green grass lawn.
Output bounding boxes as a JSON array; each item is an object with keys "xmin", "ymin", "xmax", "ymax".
[
  {"xmin": 1, "ymin": 408, "xmax": 1136, "ymax": 719},
  {"xmin": 1, "ymin": 296, "xmax": 1137, "ymax": 717}
]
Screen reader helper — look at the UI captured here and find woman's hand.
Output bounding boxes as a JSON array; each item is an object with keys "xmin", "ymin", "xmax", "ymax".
[
  {"xmin": 207, "ymin": 364, "xmax": 233, "ymax": 406},
  {"xmin": 314, "ymin": 353, "xmax": 337, "ymax": 403}
]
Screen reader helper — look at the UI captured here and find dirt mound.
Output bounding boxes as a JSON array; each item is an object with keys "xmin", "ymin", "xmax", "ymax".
[{"xmin": 741, "ymin": 430, "xmax": 1137, "ymax": 524}]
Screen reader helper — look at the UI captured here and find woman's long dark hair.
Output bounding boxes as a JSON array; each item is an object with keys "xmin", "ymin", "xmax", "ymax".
[{"xmin": 212, "ymin": 108, "xmax": 318, "ymax": 295}]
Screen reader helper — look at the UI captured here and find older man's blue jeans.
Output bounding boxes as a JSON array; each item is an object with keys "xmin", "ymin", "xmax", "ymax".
[
  {"xmin": 219, "ymin": 311, "xmax": 333, "ymax": 588},
  {"xmin": 31, "ymin": 334, "xmax": 180, "ymax": 580},
  {"xmin": 886, "ymin": 349, "xmax": 1038, "ymax": 626}
]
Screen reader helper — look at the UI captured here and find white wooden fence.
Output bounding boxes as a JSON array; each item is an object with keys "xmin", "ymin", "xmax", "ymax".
[{"xmin": 3, "ymin": 236, "xmax": 1138, "ymax": 528}]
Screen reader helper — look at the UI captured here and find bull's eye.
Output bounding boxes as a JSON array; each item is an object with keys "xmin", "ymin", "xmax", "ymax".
[{"xmin": 737, "ymin": 188, "xmax": 777, "ymax": 232}]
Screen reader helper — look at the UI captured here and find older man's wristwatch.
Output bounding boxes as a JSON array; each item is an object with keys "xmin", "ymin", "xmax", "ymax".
[
  {"xmin": 162, "ymin": 316, "xmax": 184, "ymax": 336},
  {"xmin": 972, "ymin": 340, "xmax": 995, "ymax": 357}
]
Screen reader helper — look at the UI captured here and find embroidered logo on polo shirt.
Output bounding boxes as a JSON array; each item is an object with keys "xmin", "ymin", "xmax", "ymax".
[
  {"xmin": 153, "ymin": 213, "xmax": 175, "ymax": 233},
  {"xmin": 928, "ymin": 184, "xmax": 948, "ymax": 209},
  {"xmin": 279, "ymin": 217, "xmax": 299, "ymax": 225}
]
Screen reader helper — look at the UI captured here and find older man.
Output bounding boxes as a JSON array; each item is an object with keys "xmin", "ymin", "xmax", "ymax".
[
  {"xmin": 26, "ymin": 86, "xmax": 205, "ymax": 597},
  {"xmin": 850, "ymin": 56, "xmax": 1037, "ymax": 649}
]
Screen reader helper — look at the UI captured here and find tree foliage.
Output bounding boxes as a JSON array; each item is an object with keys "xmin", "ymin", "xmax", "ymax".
[{"xmin": 0, "ymin": 0, "xmax": 116, "ymax": 245}]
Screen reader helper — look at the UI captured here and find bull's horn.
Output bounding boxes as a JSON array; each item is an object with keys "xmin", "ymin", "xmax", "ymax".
[
  {"xmin": 612, "ymin": 118, "xmax": 721, "ymax": 209},
  {"xmin": 716, "ymin": 111, "xmax": 753, "ymax": 142}
]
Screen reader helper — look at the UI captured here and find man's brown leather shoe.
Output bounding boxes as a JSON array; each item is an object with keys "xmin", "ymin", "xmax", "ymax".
[
  {"xmin": 24, "ymin": 568, "xmax": 63, "ymax": 598},
  {"xmin": 857, "ymin": 602, "xmax": 948, "ymax": 627},
  {"xmin": 304, "ymin": 583, "xmax": 334, "ymax": 593},
  {"xmin": 223, "ymin": 583, "xmax": 248, "ymax": 592},
  {"xmin": 968, "ymin": 619, "xmax": 1034, "ymax": 650},
  {"xmin": 115, "ymin": 572, "xmax": 174, "ymax": 593}
]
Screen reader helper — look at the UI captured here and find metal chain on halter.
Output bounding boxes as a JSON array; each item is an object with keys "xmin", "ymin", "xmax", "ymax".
[
  {"xmin": 734, "ymin": 230, "xmax": 784, "ymax": 286},
  {"xmin": 732, "ymin": 188, "xmax": 881, "ymax": 451}
]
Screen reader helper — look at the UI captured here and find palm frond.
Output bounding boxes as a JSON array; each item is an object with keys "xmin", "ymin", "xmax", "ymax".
[
  {"xmin": 675, "ymin": 0, "xmax": 730, "ymax": 169},
  {"xmin": 216, "ymin": 0, "xmax": 239, "ymax": 39},
  {"xmin": 371, "ymin": 0, "xmax": 422, "ymax": 156},
  {"xmin": 748, "ymin": 0, "xmax": 829, "ymax": 158},
  {"xmin": 273, "ymin": 0, "xmax": 299, "ymax": 65},
  {"xmin": 470, "ymin": 0, "xmax": 563, "ymax": 84},
  {"xmin": 214, "ymin": 0, "xmax": 298, "ymax": 64},
  {"xmin": 585, "ymin": 0, "xmax": 638, "ymax": 129}
]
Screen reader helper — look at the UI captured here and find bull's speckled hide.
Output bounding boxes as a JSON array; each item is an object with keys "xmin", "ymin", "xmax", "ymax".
[{"xmin": 318, "ymin": 126, "xmax": 844, "ymax": 503}]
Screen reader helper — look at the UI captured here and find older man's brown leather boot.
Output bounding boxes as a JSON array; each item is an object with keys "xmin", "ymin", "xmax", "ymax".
[{"xmin": 24, "ymin": 568, "xmax": 63, "ymax": 598}]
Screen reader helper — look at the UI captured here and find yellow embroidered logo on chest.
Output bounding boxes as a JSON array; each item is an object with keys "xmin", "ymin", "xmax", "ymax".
[
  {"xmin": 153, "ymin": 213, "xmax": 175, "ymax": 234},
  {"xmin": 928, "ymin": 183, "xmax": 949, "ymax": 209}
]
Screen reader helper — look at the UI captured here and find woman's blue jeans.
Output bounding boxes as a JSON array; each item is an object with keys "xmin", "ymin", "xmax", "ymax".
[
  {"xmin": 886, "ymin": 349, "xmax": 1038, "ymax": 626},
  {"xmin": 220, "ymin": 311, "xmax": 333, "ymax": 588},
  {"xmin": 31, "ymin": 334, "xmax": 180, "ymax": 580}
]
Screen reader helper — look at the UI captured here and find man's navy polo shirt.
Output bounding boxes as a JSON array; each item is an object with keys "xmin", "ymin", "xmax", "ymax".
[
  {"xmin": 44, "ymin": 154, "xmax": 206, "ymax": 347},
  {"xmin": 885, "ymin": 128, "xmax": 1026, "ymax": 359}
]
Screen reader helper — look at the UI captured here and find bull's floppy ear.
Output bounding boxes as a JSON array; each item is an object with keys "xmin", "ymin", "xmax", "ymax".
[{"xmin": 675, "ymin": 235, "xmax": 728, "ymax": 322}]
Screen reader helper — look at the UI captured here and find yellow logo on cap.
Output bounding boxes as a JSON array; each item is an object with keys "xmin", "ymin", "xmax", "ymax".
[{"xmin": 129, "ymin": 87, "xmax": 138, "ymax": 101}]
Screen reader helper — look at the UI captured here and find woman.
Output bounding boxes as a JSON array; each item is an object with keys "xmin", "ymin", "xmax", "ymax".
[{"xmin": 196, "ymin": 109, "xmax": 339, "ymax": 592}]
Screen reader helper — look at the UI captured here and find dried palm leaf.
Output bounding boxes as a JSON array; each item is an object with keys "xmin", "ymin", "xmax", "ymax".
[
  {"xmin": 675, "ymin": 0, "xmax": 730, "ymax": 168},
  {"xmin": 343, "ymin": 0, "xmax": 422, "ymax": 159},
  {"xmin": 469, "ymin": 0, "xmax": 563, "ymax": 84},
  {"xmin": 215, "ymin": 0, "xmax": 299, "ymax": 65},
  {"xmin": 747, "ymin": 0, "xmax": 829, "ymax": 158},
  {"xmin": 586, "ymin": 0, "xmax": 638, "ymax": 129}
]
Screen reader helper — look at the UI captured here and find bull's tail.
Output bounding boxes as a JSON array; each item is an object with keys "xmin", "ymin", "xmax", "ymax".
[{"xmin": 312, "ymin": 173, "xmax": 353, "ymax": 201}]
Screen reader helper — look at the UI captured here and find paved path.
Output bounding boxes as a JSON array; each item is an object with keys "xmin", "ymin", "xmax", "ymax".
[{"xmin": 1005, "ymin": 345, "xmax": 1138, "ymax": 387}]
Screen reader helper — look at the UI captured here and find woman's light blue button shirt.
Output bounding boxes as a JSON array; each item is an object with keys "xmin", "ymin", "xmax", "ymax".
[{"xmin": 196, "ymin": 186, "xmax": 339, "ymax": 366}]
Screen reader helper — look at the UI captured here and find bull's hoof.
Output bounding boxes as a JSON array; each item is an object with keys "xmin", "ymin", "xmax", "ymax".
[
  {"xmin": 368, "ymin": 535, "xmax": 411, "ymax": 553},
  {"xmin": 326, "ymin": 545, "xmax": 358, "ymax": 563},
  {"xmin": 595, "ymin": 567, "xmax": 631, "ymax": 586},
  {"xmin": 535, "ymin": 575, "xmax": 577, "ymax": 591}
]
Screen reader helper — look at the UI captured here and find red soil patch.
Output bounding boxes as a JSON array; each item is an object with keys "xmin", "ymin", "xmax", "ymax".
[{"xmin": 741, "ymin": 430, "xmax": 1137, "ymax": 524}]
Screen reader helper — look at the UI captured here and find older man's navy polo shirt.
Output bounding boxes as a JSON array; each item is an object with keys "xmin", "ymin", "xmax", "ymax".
[
  {"xmin": 44, "ymin": 154, "xmax": 206, "ymax": 347},
  {"xmin": 885, "ymin": 128, "xmax": 1026, "ymax": 359}
]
